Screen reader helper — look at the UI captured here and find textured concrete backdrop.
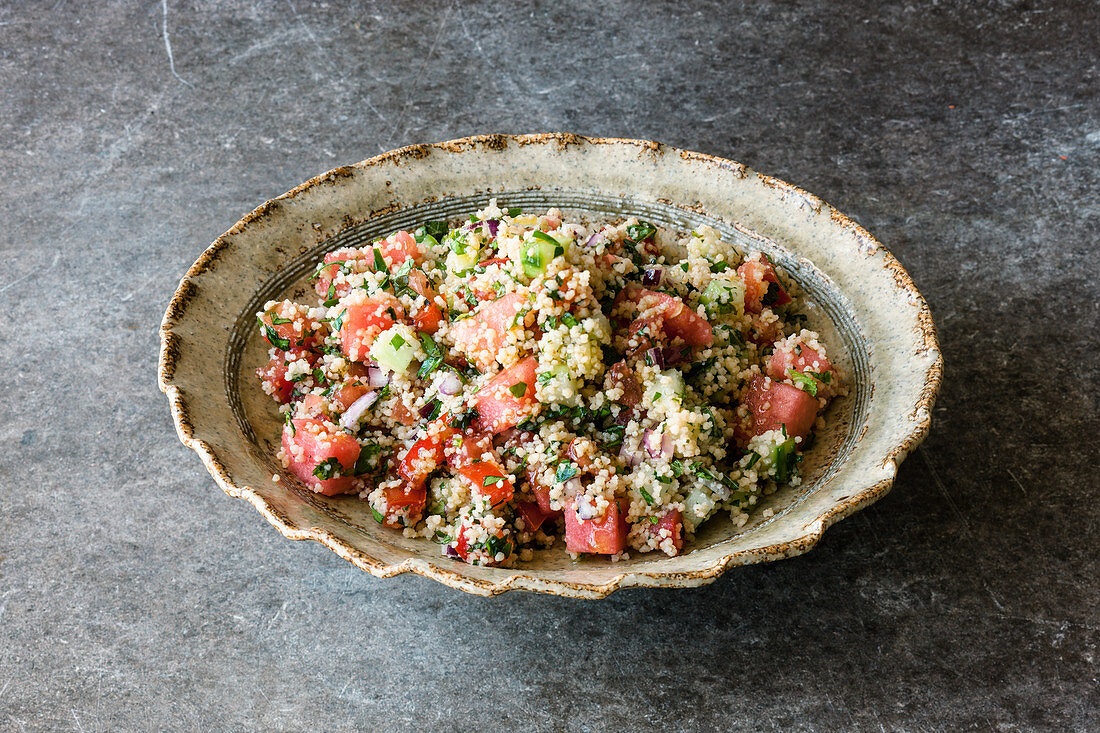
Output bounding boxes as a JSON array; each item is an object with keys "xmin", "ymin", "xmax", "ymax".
[{"xmin": 1, "ymin": 1, "xmax": 1097, "ymax": 730}]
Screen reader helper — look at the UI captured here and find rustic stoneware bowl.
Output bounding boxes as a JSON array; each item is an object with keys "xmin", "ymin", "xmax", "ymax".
[{"xmin": 159, "ymin": 133, "xmax": 941, "ymax": 598}]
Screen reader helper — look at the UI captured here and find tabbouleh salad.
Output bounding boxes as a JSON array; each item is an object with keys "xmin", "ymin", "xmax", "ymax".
[{"xmin": 256, "ymin": 200, "xmax": 843, "ymax": 565}]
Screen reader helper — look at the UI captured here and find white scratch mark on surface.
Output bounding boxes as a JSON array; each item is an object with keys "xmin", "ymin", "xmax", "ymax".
[
  {"xmin": 1006, "ymin": 468, "xmax": 1027, "ymax": 495},
  {"xmin": 919, "ymin": 446, "xmax": 969, "ymax": 533},
  {"xmin": 0, "ymin": 251, "xmax": 60, "ymax": 294},
  {"xmin": 161, "ymin": 0, "xmax": 192, "ymax": 87},
  {"xmin": 71, "ymin": 709, "xmax": 86, "ymax": 733},
  {"xmin": 381, "ymin": 0, "xmax": 454, "ymax": 148},
  {"xmin": 0, "ymin": 672, "xmax": 13, "ymax": 701},
  {"xmin": 283, "ymin": 0, "xmax": 389, "ymax": 136}
]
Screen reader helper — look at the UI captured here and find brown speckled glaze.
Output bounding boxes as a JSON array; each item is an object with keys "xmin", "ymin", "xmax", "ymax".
[{"xmin": 158, "ymin": 133, "xmax": 942, "ymax": 598}]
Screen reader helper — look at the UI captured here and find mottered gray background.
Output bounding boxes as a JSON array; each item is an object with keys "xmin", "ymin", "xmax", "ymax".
[{"xmin": 1, "ymin": 1, "xmax": 1097, "ymax": 730}]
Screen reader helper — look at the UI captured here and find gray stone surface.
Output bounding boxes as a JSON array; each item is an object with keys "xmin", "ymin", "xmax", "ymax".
[{"xmin": 1, "ymin": 0, "xmax": 1097, "ymax": 729}]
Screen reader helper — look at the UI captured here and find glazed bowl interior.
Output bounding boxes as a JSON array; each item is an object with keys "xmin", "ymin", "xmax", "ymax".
[{"xmin": 161, "ymin": 134, "xmax": 939, "ymax": 597}]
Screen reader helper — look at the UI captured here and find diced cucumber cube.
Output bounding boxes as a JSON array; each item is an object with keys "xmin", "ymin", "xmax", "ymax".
[
  {"xmin": 370, "ymin": 325, "xmax": 418, "ymax": 373},
  {"xmin": 699, "ymin": 277, "xmax": 746, "ymax": 317},
  {"xmin": 444, "ymin": 230, "xmax": 479, "ymax": 275},
  {"xmin": 682, "ymin": 487, "xmax": 717, "ymax": 530},
  {"xmin": 521, "ymin": 230, "xmax": 568, "ymax": 278}
]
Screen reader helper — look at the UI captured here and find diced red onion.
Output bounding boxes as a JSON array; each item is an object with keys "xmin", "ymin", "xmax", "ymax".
[
  {"xmin": 645, "ymin": 347, "xmax": 665, "ymax": 370},
  {"xmin": 643, "ymin": 429, "xmax": 672, "ymax": 460},
  {"xmin": 418, "ymin": 400, "xmax": 438, "ymax": 420},
  {"xmin": 443, "ymin": 544, "xmax": 460, "ymax": 558},
  {"xmin": 584, "ymin": 229, "xmax": 609, "ymax": 248},
  {"xmin": 572, "ymin": 497, "xmax": 598, "ymax": 519},
  {"xmin": 339, "ymin": 391, "xmax": 378, "ymax": 429},
  {"xmin": 485, "ymin": 220, "xmax": 499, "ymax": 238},
  {"xmin": 437, "ymin": 372, "xmax": 463, "ymax": 396},
  {"xmin": 366, "ymin": 367, "xmax": 389, "ymax": 389},
  {"xmin": 642, "ymin": 266, "xmax": 663, "ymax": 287}
]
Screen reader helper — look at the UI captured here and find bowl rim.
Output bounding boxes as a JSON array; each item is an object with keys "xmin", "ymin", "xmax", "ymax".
[{"xmin": 158, "ymin": 132, "xmax": 942, "ymax": 598}]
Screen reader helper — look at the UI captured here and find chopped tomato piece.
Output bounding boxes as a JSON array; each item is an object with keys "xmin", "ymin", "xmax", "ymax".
[
  {"xmin": 516, "ymin": 500, "xmax": 554, "ymax": 534},
  {"xmin": 338, "ymin": 295, "xmax": 403, "ymax": 362},
  {"xmin": 738, "ymin": 257, "xmax": 791, "ymax": 313},
  {"xmin": 742, "ymin": 374, "xmax": 818, "ymax": 441},
  {"xmin": 648, "ymin": 509, "xmax": 684, "ymax": 554},
  {"xmin": 256, "ymin": 348, "xmax": 315, "ymax": 403},
  {"xmin": 378, "ymin": 230, "xmax": 421, "ymax": 269},
  {"xmin": 332, "ymin": 381, "xmax": 373, "ymax": 412},
  {"xmin": 259, "ymin": 301, "xmax": 326, "ymax": 351},
  {"xmin": 295, "ymin": 393, "xmax": 328, "ymax": 419},
  {"xmin": 444, "ymin": 433, "xmax": 494, "ymax": 470},
  {"xmin": 451, "ymin": 292, "xmax": 532, "ymax": 370},
  {"xmin": 396, "ymin": 421, "xmax": 455, "ymax": 489},
  {"xmin": 477, "ymin": 257, "xmax": 510, "ymax": 268},
  {"xmin": 412, "ymin": 302, "xmax": 443, "ymax": 334},
  {"xmin": 281, "ymin": 417, "xmax": 360, "ymax": 496},
  {"xmin": 532, "ymin": 484, "xmax": 562, "ymax": 516},
  {"xmin": 449, "ymin": 521, "xmax": 510, "ymax": 566},
  {"xmin": 767, "ymin": 340, "xmax": 837, "ymax": 397},
  {"xmin": 629, "ymin": 289, "xmax": 714, "ymax": 348},
  {"xmin": 563, "ymin": 497, "xmax": 629, "ymax": 554},
  {"xmin": 471, "ymin": 356, "xmax": 539, "ymax": 434},
  {"xmin": 746, "ymin": 314, "xmax": 783, "ymax": 346},
  {"xmin": 458, "ymin": 459, "xmax": 514, "ymax": 507},
  {"xmin": 380, "ymin": 484, "xmax": 426, "ymax": 528},
  {"xmin": 604, "ymin": 361, "xmax": 642, "ymax": 407},
  {"xmin": 312, "ymin": 250, "xmax": 368, "ymax": 299}
]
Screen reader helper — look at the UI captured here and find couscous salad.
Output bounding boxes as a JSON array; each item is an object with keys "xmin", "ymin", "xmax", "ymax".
[{"xmin": 256, "ymin": 201, "xmax": 842, "ymax": 565}]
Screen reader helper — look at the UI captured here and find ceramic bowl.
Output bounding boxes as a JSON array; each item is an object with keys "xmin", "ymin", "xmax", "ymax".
[{"xmin": 159, "ymin": 133, "xmax": 941, "ymax": 598}]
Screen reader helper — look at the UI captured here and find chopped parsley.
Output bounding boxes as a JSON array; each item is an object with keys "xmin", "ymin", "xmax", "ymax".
[
  {"xmin": 787, "ymin": 369, "xmax": 819, "ymax": 396},
  {"xmin": 372, "ymin": 246, "xmax": 387, "ymax": 272},
  {"xmin": 353, "ymin": 443, "xmax": 384, "ymax": 475},
  {"xmin": 482, "ymin": 475, "xmax": 504, "ymax": 487},
  {"xmin": 312, "ymin": 457, "xmax": 342, "ymax": 481},
  {"xmin": 506, "ymin": 207, "xmax": 522, "ymax": 217},
  {"xmin": 508, "ymin": 382, "xmax": 528, "ymax": 398},
  {"xmin": 555, "ymin": 462, "xmax": 579, "ymax": 483},
  {"xmin": 424, "ymin": 221, "xmax": 449, "ymax": 240},
  {"xmin": 639, "ymin": 486, "xmax": 655, "ymax": 505},
  {"xmin": 390, "ymin": 333, "xmax": 406, "ymax": 350},
  {"xmin": 449, "ymin": 410, "xmax": 477, "ymax": 430},
  {"xmin": 625, "ymin": 221, "xmax": 657, "ymax": 243},
  {"xmin": 417, "ymin": 333, "xmax": 444, "ymax": 378},
  {"xmin": 258, "ymin": 318, "xmax": 290, "ymax": 350}
]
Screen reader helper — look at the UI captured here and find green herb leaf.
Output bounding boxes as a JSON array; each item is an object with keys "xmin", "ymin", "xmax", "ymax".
[
  {"xmin": 508, "ymin": 382, "xmax": 528, "ymax": 398},
  {"xmin": 371, "ymin": 507, "xmax": 384, "ymax": 523},
  {"xmin": 555, "ymin": 462, "xmax": 579, "ymax": 483},
  {"xmin": 709, "ymin": 261, "xmax": 730, "ymax": 273},
  {"xmin": 482, "ymin": 475, "xmax": 503, "ymax": 487},
  {"xmin": 424, "ymin": 221, "xmax": 448, "ymax": 240},
  {"xmin": 787, "ymin": 369, "xmax": 819, "ymax": 397},
  {"xmin": 506, "ymin": 207, "xmax": 522, "ymax": 217},
  {"xmin": 258, "ymin": 317, "xmax": 291, "ymax": 350},
  {"xmin": 312, "ymin": 457, "xmax": 342, "ymax": 481},
  {"xmin": 639, "ymin": 486, "xmax": 655, "ymax": 505},
  {"xmin": 353, "ymin": 443, "xmax": 384, "ymax": 475},
  {"xmin": 626, "ymin": 221, "xmax": 657, "ymax": 243},
  {"xmin": 269, "ymin": 314, "xmax": 292, "ymax": 325},
  {"xmin": 372, "ymin": 246, "xmax": 387, "ymax": 272},
  {"xmin": 530, "ymin": 229, "xmax": 559, "ymax": 247}
]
